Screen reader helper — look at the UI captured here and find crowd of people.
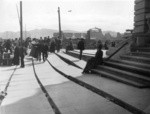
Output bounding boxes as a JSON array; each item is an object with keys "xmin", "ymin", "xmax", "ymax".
[
  {"xmin": 0, "ymin": 36, "xmax": 104, "ymax": 75},
  {"xmin": 29, "ymin": 37, "xmax": 61, "ymax": 62},
  {"xmin": 0, "ymin": 36, "xmax": 62, "ymax": 67},
  {"xmin": 0, "ymin": 38, "xmax": 26, "ymax": 67}
]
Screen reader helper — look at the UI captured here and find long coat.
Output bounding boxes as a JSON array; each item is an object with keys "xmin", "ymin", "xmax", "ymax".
[
  {"xmin": 77, "ymin": 40, "xmax": 85, "ymax": 50},
  {"xmin": 30, "ymin": 44, "xmax": 38, "ymax": 58},
  {"xmin": 13, "ymin": 46, "xmax": 20, "ymax": 65},
  {"xmin": 50, "ymin": 41, "xmax": 56, "ymax": 53},
  {"xmin": 83, "ymin": 49, "xmax": 103, "ymax": 73}
]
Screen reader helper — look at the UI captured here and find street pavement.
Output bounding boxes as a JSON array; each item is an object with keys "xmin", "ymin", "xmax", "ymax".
[{"xmin": 0, "ymin": 50, "xmax": 150, "ymax": 114}]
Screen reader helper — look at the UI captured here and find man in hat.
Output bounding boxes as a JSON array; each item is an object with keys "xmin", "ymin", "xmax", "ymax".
[{"xmin": 77, "ymin": 38, "xmax": 85, "ymax": 60}]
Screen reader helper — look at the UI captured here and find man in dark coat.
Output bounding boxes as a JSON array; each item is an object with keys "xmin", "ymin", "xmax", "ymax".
[
  {"xmin": 18, "ymin": 41, "xmax": 26, "ymax": 68},
  {"xmin": 19, "ymin": 45, "xmax": 25, "ymax": 68},
  {"xmin": 0, "ymin": 42, "xmax": 3, "ymax": 55},
  {"xmin": 55, "ymin": 38, "xmax": 61, "ymax": 53},
  {"xmin": 4, "ymin": 40, "xmax": 12, "ymax": 53},
  {"xmin": 77, "ymin": 38, "xmax": 85, "ymax": 60},
  {"xmin": 50, "ymin": 39, "xmax": 56, "ymax": 53},
  {"xmin": 13, "ymin": 43, "xmax": 20, "ymax": 65},
  {"xmin": 36, "ymin": 40, "xmax": 42, "ymax": 61},
  {"xmin": 41, "ymin": 42, "xmax": 49, "ymax": 62}
]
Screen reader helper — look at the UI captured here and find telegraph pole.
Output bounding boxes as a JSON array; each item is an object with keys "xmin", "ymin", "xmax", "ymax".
[
  {"xmin": 20, "ymin": 1, "xmax": 23, "ymax": 45},
  {"xmin": 58, "ymin": 7, "xmax": 62, "ymax": 39},
  {"xmin": 25, "ymin": 24, "xmax": 27, "ymax": 39}
]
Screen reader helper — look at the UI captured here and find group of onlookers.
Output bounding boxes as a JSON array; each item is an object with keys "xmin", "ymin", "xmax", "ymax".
[
  {"xmin": 29, "ymin": 37, "xmax": 61, "ymax": 62},
  {"xmin": 0, "ymin": 36, "xmax": 62, "ymax": 67},
  {"xmin": 0, "ymin": 36, "xmax": 105, "ymax": 74},
  {"xmin": 0, "ymin": 38, "xmax": 30, "ymax": 67}
]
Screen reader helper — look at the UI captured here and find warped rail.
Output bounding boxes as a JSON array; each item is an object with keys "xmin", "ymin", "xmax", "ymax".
[
  {"xmin": 46, "ymin": 57, "xmax": 146, "ymax": 114},
  {"xmin": 31, "ymin": 59, "xmax": 61, "ymax": 114},
  {"xmin": 0, "ymin": 66, "xmax": 17, "ymax": 105},
  {"xmin": 55, "ymin": 53, "xmax": 83, "ymax": 69}
]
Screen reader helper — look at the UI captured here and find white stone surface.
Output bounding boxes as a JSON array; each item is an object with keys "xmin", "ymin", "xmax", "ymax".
[{"xmin": 0, "ymin": 50, "xmax": 149, "ymax": 114}]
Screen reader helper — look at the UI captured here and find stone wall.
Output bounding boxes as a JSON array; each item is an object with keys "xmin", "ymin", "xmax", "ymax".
[{"xmin": 134, "ymin": 0, "xmax": 150, "ymax": 33}]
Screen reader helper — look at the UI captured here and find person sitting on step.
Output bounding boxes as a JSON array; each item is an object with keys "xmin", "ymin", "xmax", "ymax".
[{"xmin": 82, "ymin": 44, "xmax": 103, "ymax": 74}]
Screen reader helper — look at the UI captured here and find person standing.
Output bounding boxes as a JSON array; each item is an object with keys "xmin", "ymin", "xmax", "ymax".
[
  {"xmin": 4, "ymin": 39, "xmax": 12, "ymax": 53},
  {"xmin": 29, "ymin": 39, "xmax": 38, "ymax": 59},
  {"xmin": 13, "ymin": 43, "xmax": 20, "ymax": 65},
  {"xmin": 41, "ymin": 42, "xmax": 49, "ymax": 62},
  {"xmin": 50, "ymin": 39, "xmax": 56, "ymax": 53},
  {"xmin": 0, "ymin": 42, "xmax": 4, "ymax": 55},
  {"xmin": 37, "ymin": 40, "xmax": 42, "ymax": 61},
  {"xmin": 55, "ymin": 38, "xmax": 61, "ymax": 53},
  {"xmin": 77, "ymin": 38, "xmax": 85, "ymax": 60},
  {"xmin": 19, "ymin": 44, "xmax": 25, "ymax": 68}
]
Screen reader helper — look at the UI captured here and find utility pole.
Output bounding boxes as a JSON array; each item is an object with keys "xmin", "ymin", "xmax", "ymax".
[
  {"xmin": 20, "ymin": 1, "xmax": 23, "ymax": 45},
  {"xmin": 25, "ymin": 24, "xmax": 27, "ymax": 39},
  {"xmin": 58, "ymin": 7, "xmax": 62, "ymax": 39}
]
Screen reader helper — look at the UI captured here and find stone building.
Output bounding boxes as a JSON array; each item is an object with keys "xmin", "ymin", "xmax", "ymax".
[
  {"xmin": 134, "ymin": 0, "xmax": 150, "ymax": 46},
  {"xmin": 53, "ymin": 32, "xmax": 86, "ymax": 39},
  {"xmin": 86, "ymin": 27, "xmax": 105, "ymax": 41}
]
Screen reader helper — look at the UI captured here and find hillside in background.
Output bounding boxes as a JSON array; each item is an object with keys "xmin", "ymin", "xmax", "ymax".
[
  {"xmin": 0, "ymin": 29, "xmax": 58, "ymax": 39},
  {"xmin": 0, "ymin": 28, "xmax": 122, "ymax": 40}
]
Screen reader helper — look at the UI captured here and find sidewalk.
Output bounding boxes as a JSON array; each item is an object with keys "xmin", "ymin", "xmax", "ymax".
[{"xmin": 0, "ymin": 51, "xmax": 150, "ymax": 114}]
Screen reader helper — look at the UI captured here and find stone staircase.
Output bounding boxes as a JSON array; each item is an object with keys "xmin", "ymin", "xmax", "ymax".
[
  {"xmin": 65, "ymin": 46, "xmax": 150, "ymax": 88},
  {"xmin": 91, "ymin": 47, "xmax": 150, "ymax": 88}
]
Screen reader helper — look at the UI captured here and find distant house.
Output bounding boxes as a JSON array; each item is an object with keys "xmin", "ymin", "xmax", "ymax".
[
  {"xmin": 87, "ymin": 27, "xmax": 105, "ymax": 41},
  {"xmin": 53, "ymin": 32, "xmax": 86, "ymax": 39},
  {"xmin": 122, "ymin": 30, "xmax": 133, "ymax": 39}
]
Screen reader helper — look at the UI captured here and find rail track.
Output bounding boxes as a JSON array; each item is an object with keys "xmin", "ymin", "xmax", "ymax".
[
  {"xmin": 0, "ymin": 66, "xmax": 17, "ymax": 105},
  {"xmin": 47, "ymin": 53, "xmax": 146, "ymax": 114},
  {"xmin": 1, "ymin": 54, "xmax": 146, "ymax": 114},
  {"xmin": 32, "ymin": 58, "xmax": 61, "ymax": 114}
]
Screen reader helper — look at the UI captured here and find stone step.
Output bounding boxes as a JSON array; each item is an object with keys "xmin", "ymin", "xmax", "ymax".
[
  {"xmin": 66, "ymin": 51, "xmax": 92, "ymax": 61},
  {"xmin": 146, "ymin": 44, "xmax": 150, "ymax": 47},
  {"xmin": 108, "ymin": 59, "xmax": 150, "ymax": 69},
  {"xmin": 104, "ymin": 61, "xmax": 150, "ymax": 77},
  {"xmin": 136, "ymin": 47, "xmax": 150, "ymax": 52},
  {"xmin": 97, "ymin": 65, "xmax": 150, "ymax": 86},
  {"xmin": 131, "ymin": 52, "xmax": 150, "ymax": 57},
  {"xmin": 73, "ymin": 50, "xmax": 95, "ymax": 56},
  {"xmin": 91, "ymin": 69, "xmax": 148, "ymax": 88},
  {"xmin": 120, "ymin": 55, "xmax": 150, "ymax": 64}
]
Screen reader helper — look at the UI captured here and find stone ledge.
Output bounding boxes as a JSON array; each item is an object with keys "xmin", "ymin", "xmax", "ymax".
[{"xmin": 146, "ymin": 13, "xmax": 150, "ymax": 18}]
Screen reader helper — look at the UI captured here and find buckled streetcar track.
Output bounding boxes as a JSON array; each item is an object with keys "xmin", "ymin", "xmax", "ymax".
[
  {"xmin": 31, "ymin": 58, "xmax": 61, "ymax": 114},
  {"xmin": 0, "ymin": 66, "xmax": 17, "ymax": 105},
  {"xmin": 47, "ymin": 55, "xmax": 146, "ymax": 114},
  {"xmin": 55, "ymin": 53, "xmax": 83, "ymax": 69}
]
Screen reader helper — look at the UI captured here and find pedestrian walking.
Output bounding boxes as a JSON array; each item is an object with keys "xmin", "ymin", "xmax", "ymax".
[
  {"xmin": 55, "ymin": 38, "xmax": 61, "ymax": 53},
  {"xmin": 41, "ymin": 42, "xmax": 49, "ymax": 62},
  {"xmin": 12, "ymin": 43, "xmax": 20, "ymax": 65},
  {"xmin": 29, "ymin": 39, "xmax": 38, "ymax": 59},
  {"xmin": 77, "ymin": 38, "xmax": 85, "ymax": 60},
  {"xmin": 37, "ymin": 40, "xmax": 42, "ymax": 61},
  {"xmin": 19, "ymin": 45, "xmax": 26, "ymax": 68},
  {"xmin": 49, "ymin": 39, "xmax": 56, "ymax": 53}
]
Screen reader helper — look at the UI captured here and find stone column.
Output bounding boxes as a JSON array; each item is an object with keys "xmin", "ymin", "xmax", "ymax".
[
  {"xmin": 134, "ymin": 0, "xmax": 150, "ymax": 46},
  {"xmin": 146, "ymin": 13, "xmax": 150, "ymax": 33}
]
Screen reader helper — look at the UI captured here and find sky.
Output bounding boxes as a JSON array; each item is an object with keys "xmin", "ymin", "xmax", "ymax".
[{"xmin": 0, "ymin": 0, "xmax": 134, "ymax": 33}]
